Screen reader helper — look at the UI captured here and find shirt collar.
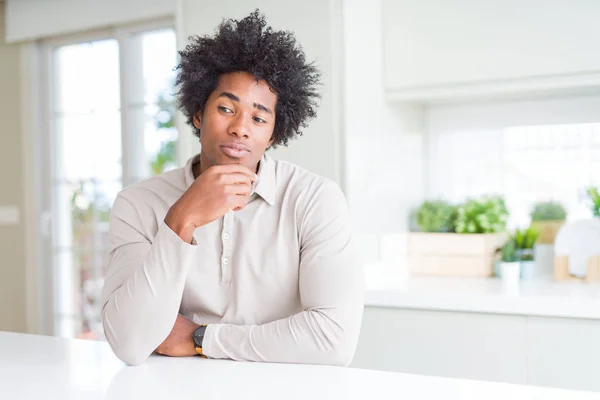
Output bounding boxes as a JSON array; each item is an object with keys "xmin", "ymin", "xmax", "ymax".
[
  {"xmin": 183, "ymin": 152, "xmax": 276, "ymax": 206},
  {"xmin": 253, "ymin": 153, "xmax": 276, "ymax": 205},
  {"xmin": 183, "ymin": 154, "xmax": 200, "ymax": 189}
]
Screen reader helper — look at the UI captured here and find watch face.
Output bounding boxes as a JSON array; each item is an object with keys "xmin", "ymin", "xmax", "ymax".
[
  {"xmin": 193, "ymin": 327, "xmax": 205, "ymax": 347},
  {"xmin": 193, "ymin": 332, "xmax": 201, "ymax": 347}
]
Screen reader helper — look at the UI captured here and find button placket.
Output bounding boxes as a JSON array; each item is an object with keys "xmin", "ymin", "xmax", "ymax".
[{"xmin": 220, "ymin": 211, "xmax": 234, "ymax": 283}]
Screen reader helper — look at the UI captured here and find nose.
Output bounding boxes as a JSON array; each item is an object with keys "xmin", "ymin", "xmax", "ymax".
[{"xmin": 228, "ymin": 112, "xmax": 250, "ymax": 139}]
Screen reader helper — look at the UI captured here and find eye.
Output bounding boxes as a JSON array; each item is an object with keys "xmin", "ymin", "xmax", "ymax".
[
  {"xmin": 218, "ymin": 106, "xmax": 233, "ymax": 113},
  {"xmin": 253, "ymin": 116, "xmax": 267, "ymax": 124}
]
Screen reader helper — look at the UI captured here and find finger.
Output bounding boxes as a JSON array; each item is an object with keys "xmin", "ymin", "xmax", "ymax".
[
  {"xmin": 226, "ymin": 182, "xmax": 252, "ymax": 196},
  {"xmin": 232, "ymin": 195, "xmax": 250, "ymax": 211},
  {"xmin": 215, "ymin": 164, "xmax": 257, "ymax": 182},
  {"xmin": 218, "ymin": 172, "xmax": 255, "ymax": 186}
]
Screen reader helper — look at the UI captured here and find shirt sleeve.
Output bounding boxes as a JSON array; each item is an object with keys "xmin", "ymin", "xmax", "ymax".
[
  {"xmin": 201, "ymin": 180, "xmax": 365, "ymax": 366},
  {"xmin": 100, "ymin": 190, "xmax": 198, "ymax": 366}
]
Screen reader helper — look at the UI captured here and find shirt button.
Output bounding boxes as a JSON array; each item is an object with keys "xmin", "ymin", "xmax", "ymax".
[
  {"xmin": 222, "ymin": 258, "xmax": 229, "ymax": 265},
  {"xmin": 223, "ymin": 233, "xmax": 230, "ymax": 240}
]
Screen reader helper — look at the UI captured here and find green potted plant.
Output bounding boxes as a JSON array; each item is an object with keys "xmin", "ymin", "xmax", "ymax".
[
  {"xmin": 499, "ymin": 238, "xmax": 520, "ymax": 285},
  {"xmin": 409, "ymin": 195, "xmax": 509, "ymax": 277},
  {"xmin": 415, "ymin": 200, "xmax": 457, "ymax": 233},
  {"xmin": 530, "ymin": 201, "xmax": 567, "ymax": 244},
  {"xmin": 454, "ymin": 195, "xmax": 509, "ymax": 234},
  {"xmin": 514, "ymin": 226, "xmax": 540, "ymax": 279}
]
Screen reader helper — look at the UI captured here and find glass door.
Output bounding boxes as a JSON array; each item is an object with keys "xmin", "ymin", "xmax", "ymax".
[{"xmin": 46, "ymin": 25, "xmax": 179, "ymax": 339}]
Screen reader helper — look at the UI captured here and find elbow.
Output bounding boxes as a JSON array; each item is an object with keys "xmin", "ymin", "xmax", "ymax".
[
  {"xmin": 112, "ymin": 346, "xmax": 150, "ymax": 366},
  {"xmin": 105, "ymin": 330, "xmax": 151, "ymax": 366},
  {"xmin": 103, "ymin": 314, "xmax": 151, "ymax": 366},
  {"xmin": 325, "ymin": 337, "xmax": 357, "ymax": 367},
  {"xmin": 319, "ymin": 305, "xmax": 364, "ymax": 367},
  {"xmin": 312, "ymin": 313, "xmax": 361, "ymax": 367}
]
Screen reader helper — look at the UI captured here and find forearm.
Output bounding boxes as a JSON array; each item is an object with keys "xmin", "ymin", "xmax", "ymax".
[
  {"xmin": 101, "ymin": 222, "xmax": 197, "ymax": 365},
  {"xmin": 202, "ymin": 297, "xmax": 364, "ymax": 366}
]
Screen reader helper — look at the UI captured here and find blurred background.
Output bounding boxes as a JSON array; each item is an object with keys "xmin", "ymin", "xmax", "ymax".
[{"xmin": 1, "ymin": 0, "xmax": 600, "ymax": 392}]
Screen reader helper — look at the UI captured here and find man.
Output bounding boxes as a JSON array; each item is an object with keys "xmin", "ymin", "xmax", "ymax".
[{"xmin": 100, "ymin": 10, "xmax": 364, "ymax": 367}]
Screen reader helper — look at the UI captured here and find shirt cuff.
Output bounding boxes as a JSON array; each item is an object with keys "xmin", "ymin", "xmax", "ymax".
[
  {"xmin": 202, "ymin": 324, "xmax": 221, "ymax": 359},
  {"xmin": 160, "ymin": 220, "xmax": 198, "ymax": 247}
]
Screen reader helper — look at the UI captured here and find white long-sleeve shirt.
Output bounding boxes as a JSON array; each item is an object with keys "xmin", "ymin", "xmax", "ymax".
[{"xmin": 100, "ymin": 153, "xmax": 365, "ymax": 366}]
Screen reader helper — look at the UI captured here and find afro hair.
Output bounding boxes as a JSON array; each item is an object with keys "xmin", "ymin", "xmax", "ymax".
[{"xmin": 175, "ymin": 10, "xmax": 322, "ymax": 148}]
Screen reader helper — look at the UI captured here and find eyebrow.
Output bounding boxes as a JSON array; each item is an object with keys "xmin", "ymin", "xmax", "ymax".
[{"xmin": 217, "ymin": 91, "xmax": 273, "ymax": 116}]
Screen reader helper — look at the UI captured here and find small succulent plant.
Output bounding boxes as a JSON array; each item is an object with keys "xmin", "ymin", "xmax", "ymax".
[
  {"xmin": 501, "ymin": 239, "xmax": 518, "ymax": 263},
  {"xmin": 514, "ymin": 226, "xmax": 540, "ymax": 261},
  {"xmin": 530, "ymin": 201, "xmax": 567, "ymax": 221}
]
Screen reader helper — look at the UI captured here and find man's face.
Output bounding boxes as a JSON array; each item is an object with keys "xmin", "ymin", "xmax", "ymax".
[{"xmin": 194, "ymin": 71, "xmax": 277, "ymax": 174}]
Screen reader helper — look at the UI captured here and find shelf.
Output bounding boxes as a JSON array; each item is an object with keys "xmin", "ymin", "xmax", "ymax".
[{"xmin": 385, "ymin": 71, "xmax": 600, "ymax": 105}]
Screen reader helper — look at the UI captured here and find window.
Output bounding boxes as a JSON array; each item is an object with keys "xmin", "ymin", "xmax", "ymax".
[
  {"xmin": 427, "ymin": 97, "xmax": 600, "ymax": 229},
  {"xmin": 43, "ymin": 21, "xmax": 178, "ymax": 339},
  {"xmin": 503, "ymin": 123, "xmax": 600, "ymax": 225}
]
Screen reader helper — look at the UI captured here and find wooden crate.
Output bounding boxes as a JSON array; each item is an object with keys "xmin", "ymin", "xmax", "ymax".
[
  {"xmin": 554, "ymin": 255, "xmax": 600, "ymax": 283},
  {"xmin": 408, "ymin": 232, "xmax": 509, "ymax": 277}
]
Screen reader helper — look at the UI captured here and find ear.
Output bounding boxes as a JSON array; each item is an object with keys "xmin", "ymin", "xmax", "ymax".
[{"xmin": 192, "ymin": 112, "xmax": 203, "ymax": 130}]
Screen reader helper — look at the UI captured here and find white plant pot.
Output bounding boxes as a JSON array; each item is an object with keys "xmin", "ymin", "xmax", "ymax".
[{"xmin": 500, "ymin": 262, "xmax": 521, "ymax": 285}]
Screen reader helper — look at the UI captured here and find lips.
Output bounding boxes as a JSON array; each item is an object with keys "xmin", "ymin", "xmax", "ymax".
[{"xmin": 221, "ymin": 143, "xmax": 249, "ymax": 159}]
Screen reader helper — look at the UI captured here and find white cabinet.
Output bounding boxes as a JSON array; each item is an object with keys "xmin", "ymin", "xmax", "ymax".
[
  {"xmin": 352, "ymin": 308, "xmax": 528, "ymax": 385},
  {"xmin": 352, "ymin": 307, "xmax": 600, "ymax": 392},
  {"xmin": 382, "ymin": 0, "xmax": 600, "ymax": 101},
  {"xmin": 527, "ymin": 317, "xmax": 600, "ymax": 391}
]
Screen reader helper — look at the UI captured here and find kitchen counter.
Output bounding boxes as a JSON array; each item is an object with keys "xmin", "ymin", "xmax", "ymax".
[{"xmin": 365, "ymin": 274, "xmax": 600, "ymax": 319}]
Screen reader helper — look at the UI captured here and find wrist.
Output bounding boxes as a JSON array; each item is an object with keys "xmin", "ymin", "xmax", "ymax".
[{"xmin": 164, "ymin": 206, "xmax": 196, "ymax": 244}]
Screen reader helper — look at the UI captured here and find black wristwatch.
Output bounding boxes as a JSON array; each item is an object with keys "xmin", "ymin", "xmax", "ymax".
[{"xmin": 193, "ymin": 325, "xmax": 208, "ymax": 357}]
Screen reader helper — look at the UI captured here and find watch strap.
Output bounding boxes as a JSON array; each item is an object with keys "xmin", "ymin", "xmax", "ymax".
[{"xmin": 193, "ymin": 324, "xmax": 208, "ymax": 358}]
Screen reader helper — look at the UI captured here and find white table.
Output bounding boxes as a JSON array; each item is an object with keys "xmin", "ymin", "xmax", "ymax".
[{"xmin": 1, "ymin": 331, "xmax": 598, "ymax": 400}]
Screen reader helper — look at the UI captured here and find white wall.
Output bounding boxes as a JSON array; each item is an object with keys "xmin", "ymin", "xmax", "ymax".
[
  {"xmin": 0, "ymin": 3, "xmax": 27, "ymax": 333},
  {"xmin": 343, "ymin": 0, "xmax": 425, "ymax": 275},
  {"xmin": 177, "ymin": 0, "xmax": 344, "ymax": 184},
  {"xmin": 5, "ymin": 0, "xmax": 176, "ymax": 43}
]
